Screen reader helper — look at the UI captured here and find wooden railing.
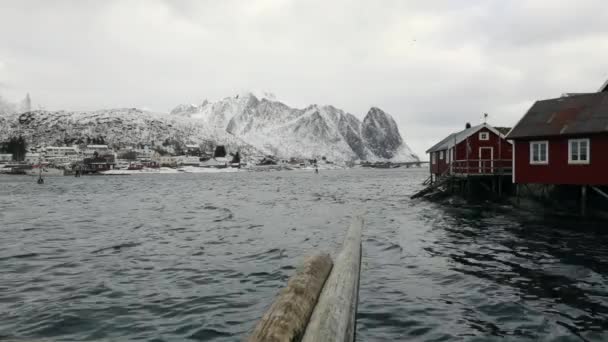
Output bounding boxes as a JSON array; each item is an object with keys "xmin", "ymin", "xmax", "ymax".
[{"xmin": 450, "ymin": 159, "xmax": 512, "ymax": 175}]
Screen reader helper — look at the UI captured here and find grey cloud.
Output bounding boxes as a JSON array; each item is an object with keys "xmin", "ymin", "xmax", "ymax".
[{"xmin": 0, "ymin": 0, "xmax": 607, "ymax": 157}]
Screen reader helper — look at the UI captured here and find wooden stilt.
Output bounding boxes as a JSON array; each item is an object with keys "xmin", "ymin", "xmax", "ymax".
[
  {"xmin": 516, "ymin": 184, "xmax": 520, "ymax": 205},
  {"xmin": 581, "ymin": 185, "xmax": 587, "ymax": 217},
  {"xmin": 498, "ymin": 177, "xmax": 503, "ymax": 197}
]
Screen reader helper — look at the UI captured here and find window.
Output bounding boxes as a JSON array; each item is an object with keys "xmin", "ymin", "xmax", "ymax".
[
  {"xmin": 440, "ymin": 151, "xmax": 444, "ymax": 160},
  {"xmin": 569, "ymin": 139, "xmax": 590, "ymax": 164},
  {"xmin": 530, "ymin": 141, "xmax": 548, "ymax": 165},
  {"xmin": 431, "ymin": 153, "xmax": 436, "ymax": 164},
  {"xmin": 479, "ymin": 132, "xmax": 489, "ymax": 141}
]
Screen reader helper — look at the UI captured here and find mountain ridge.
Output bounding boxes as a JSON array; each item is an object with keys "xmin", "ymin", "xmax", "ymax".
[
  {"xmin": 0, "ymin": 92, "xmax": 419, "ymax": 163},
  {"xmin": 170, "ymin": 93, "xmax": 419, "ymax": 162}
]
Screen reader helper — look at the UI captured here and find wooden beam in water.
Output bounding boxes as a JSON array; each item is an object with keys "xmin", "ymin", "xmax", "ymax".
[
  {"xmin": 591, "ymin": 186, "xmax": 608, "ymax": 201},
  {"xmin": 247, "ymin": 253, "xmax": 333, "ymax": 342},
  {"xmin": 301, "ymin": 216, "xmax": 363, "ymax": 342}
]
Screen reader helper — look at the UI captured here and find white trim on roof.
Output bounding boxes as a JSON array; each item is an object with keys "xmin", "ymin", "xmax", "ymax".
[
  {"xmin": 452, "ymin": 124, "xmax": 510, "ymax": 146},
  {"xmin": 427, "ymin": 123, "xmax": 512, "ymax": 153},
  {"xmin": 599, "ymin": 78, "xmax": 608, "ymax": 92}
]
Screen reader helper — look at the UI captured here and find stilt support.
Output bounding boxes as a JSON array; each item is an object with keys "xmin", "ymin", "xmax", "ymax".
[{"xmin": 581, "ymin": 185, "xmax": 587, "ymax": 217}]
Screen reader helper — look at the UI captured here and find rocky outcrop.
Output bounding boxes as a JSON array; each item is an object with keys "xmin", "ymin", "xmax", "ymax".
[
  {"xmin": 361, "ymin": 107, "xmax": 403, "ymax": 159},
  {"xmin": 171, "ymin": 93, "xmax": 419, "ymax": 162}
]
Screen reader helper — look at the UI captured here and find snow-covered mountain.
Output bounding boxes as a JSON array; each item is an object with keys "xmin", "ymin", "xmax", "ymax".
[
  {"xmin": 0, "ymin": 108, "xmax": 263, "ymax": 157},
  {"xmin": 170, "ymin": 92, "xmax": 419, "ymax": 162},
  {"xmin": 0, "ymin": 92, "xmax": 418, "ymax": 163}
]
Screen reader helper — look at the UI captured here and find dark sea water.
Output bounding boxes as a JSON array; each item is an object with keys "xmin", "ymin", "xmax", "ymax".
[{"xmin": 1, "ymin": 169, "xmax": 607, "ymax": 341}]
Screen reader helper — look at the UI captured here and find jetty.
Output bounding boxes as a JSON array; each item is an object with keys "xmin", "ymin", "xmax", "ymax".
[{"xmin": 248, "ymin": 216, "xmax": 363, "ymax": 342}]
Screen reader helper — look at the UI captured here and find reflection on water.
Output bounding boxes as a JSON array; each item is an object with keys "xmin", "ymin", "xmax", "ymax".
[{"xmin": 1, "ymin": 169, "xmax": 607, "ymax": 341}]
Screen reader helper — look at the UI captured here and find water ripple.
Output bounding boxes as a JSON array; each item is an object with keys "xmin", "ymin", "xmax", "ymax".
[{"xmin": 1, "ymin": 170, "xmax": 607, "ymax": 341}]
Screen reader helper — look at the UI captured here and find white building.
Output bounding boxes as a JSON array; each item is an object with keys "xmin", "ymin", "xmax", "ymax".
[
  {"xmin": 0, "ymin": 154, "xmax": 13, "ymax": 163},
  {"xmin": 84, "ymin": 145, "xmax": 111, "ymax": 157},
  {"xmin": 134, "ymin": 146, "xmax": 154, "ymax": 160},
  {"xmin": 24, "ymin": 153, "xmax": 41, "ymax": 164},
  {"xmin": 177, "ymin": 155, "xmax": 200, "ymax": 166},
  {"xmin": 44, "ymin": 146, "xmax": 80, "ymax": 164},
  {"xmin": 158, "ymin": 156, "xmax": 177, "ymax": 166}
]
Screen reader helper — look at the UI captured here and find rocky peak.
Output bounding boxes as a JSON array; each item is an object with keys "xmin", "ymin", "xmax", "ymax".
[
  {"xmin": 362, "ymin": 107, "xmax": 403, "ymax": 159},
  {"xmin": 168, "ymin": 94, "xmax": 418, "ymax": 162}
]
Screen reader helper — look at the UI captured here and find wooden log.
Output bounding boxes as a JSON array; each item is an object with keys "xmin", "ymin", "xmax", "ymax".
[
  {"xmin": 301, "ymin": 216, "xmax": 363, "ymax": 342},
  {"xmin": 247, "ymin": 253, "xmax": 333, "ymax": 342}
]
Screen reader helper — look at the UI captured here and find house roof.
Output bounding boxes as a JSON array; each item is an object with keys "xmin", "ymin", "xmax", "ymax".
[
  {"xmin": 426, "ymin": 133, "xmax": 456, "ymax": 153},
  {"xmin": 506, "ymin": 92, "xmax": 608, "ymax": 140},
  {"xmin": 426, "ymin": 123, "xmax": 508, "ymax": 153},
  {"xmin": 494, "ymin": 127, "xmax": 512, "ymax": 135}
]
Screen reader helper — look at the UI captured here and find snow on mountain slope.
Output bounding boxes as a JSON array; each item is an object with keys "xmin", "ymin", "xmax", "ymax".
[
  {"xmin": 171, "ymin": 93, "xmax": 419, "ymax": 162},
  {"xmin": 0, "ymin": 108, "xmax": 263, "ymax": 157},
  {"xmin": 0, "ymin": 92, "xmax": 419, "ymax": 163}
]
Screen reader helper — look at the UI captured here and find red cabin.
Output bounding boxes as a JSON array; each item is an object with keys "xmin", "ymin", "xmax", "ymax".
[
  {"xmin": 427, "ymin": 123, "xmax": 512, "ymax": 178},
  {"xmin": 506, "ymin": 90, "xmax": 608, "ymax": 186}
]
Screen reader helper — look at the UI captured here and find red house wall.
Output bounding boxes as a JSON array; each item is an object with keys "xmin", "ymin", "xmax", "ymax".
[
  {"xmin": 430, "ymin": 150, "xmax": 449, "ymax": 176},
  {"xmin": 513, "ymin": 134, "xmax": 608, "ymax": 185},
  {"xmin": 453, "ymin": 127, "xmax": 512, "ymax": 173},
  {"xmin": 454, "ymin": 127, "xmax": 512, "ymax": 160}
]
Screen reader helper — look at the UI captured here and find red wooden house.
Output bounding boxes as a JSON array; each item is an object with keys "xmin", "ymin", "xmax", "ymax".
[
  {"xmin": 506, "ymin": 88, "xmax": 608, "ymax": 186},
  {"xmin": 427, "ymin": 123, "xmax": 512, "ymax": 179}
]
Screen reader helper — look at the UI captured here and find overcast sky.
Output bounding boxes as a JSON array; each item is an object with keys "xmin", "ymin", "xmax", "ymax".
[{"xmin": 1, "ymin": 0, "xmax": 607, "ymax": 157}]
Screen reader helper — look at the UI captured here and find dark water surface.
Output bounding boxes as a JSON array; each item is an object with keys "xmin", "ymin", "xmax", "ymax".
[{"xmin": 1, "ymin": 169, "xmax": 607, "ymax": 341}]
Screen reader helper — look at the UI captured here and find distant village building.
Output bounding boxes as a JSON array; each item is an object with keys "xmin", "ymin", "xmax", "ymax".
[
  {"xmin": 83, "ymin": 153, "xmax": 116, "ymax": 172},
  {"xmin": 177, "ymin": 155, "xmax": 201, "ymax": 166},
  {"xmin": 427, "ymin": 123, "xmax": 512, "ymax": 179},
  {"xmin": 81, "ymin": 145, "xmax": 116, "ymax": 172},
  {"xmin": 506, "ymin": 86, "xmax": 608, "ymax": 186},
  {"xmin": 24, "ymin": 152, "xmax": 41, "ymax": 164},
  {"xmin": 156, "ymin": 155, "xmax": 177, "ymax": 167},
  {"xmin": 133, "ymin": 146, "xmax": 154, "ymax": 160},
  {"xmin": 84, "ymin": 144, "xmax": 112, "ymax": 158},
  {"xmin": 185, "ymin": 144, "xmax": 202, "ymax": 156},
  {"xmin": 43, "ymin": 146, "xmax": 80, "ymax": 164}
]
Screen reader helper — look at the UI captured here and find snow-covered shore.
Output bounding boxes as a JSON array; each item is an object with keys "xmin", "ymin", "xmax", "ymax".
[{"xmin": 100, "ymin": 167, "xmax": 244, "ymax": 175}]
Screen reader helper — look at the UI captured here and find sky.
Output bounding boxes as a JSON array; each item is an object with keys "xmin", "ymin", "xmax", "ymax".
[{"xmin": 1, "ymin": 0, "xmax": 607, "ymax": 157}]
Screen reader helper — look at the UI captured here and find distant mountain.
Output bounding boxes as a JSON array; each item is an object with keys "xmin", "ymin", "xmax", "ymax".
[
  {"xmin": 0, "ymin": 92, "xmax": 419, "ymax": 163},
  {"xmin": 0, "ymin": 108, "xmax": 263, "ymax": 158},
  {"xmin": 170, "ymin": 92, "xmax": 419, "ymax": 162}
]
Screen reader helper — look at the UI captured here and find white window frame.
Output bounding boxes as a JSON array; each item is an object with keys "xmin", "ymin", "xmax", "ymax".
[
  {"xmin": 568, "ymin": 138, "xmax": 590, "ymax": 165},
  {"xmin": 529, "ymin": 141, "xmax": 549, "ymax": 165},
  {"xmin": 439, "ymin": 151, "xmax": 444, "ymax": 160},
  {"xmin": 479, "ymin": 132, "xmax": 490, "ymax": 141}
]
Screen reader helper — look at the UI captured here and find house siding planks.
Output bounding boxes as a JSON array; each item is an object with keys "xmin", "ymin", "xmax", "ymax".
[
  {"xmin": 453, "ymin": 127, "xmax": 512, "ymax": 174},
  {"xmin": 430, "ymin": 150, "xmax": 449, "ymax": 176},
  {"xmin": 513, "ymin": 134, "xmax": 608, "ymax": 185}
]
